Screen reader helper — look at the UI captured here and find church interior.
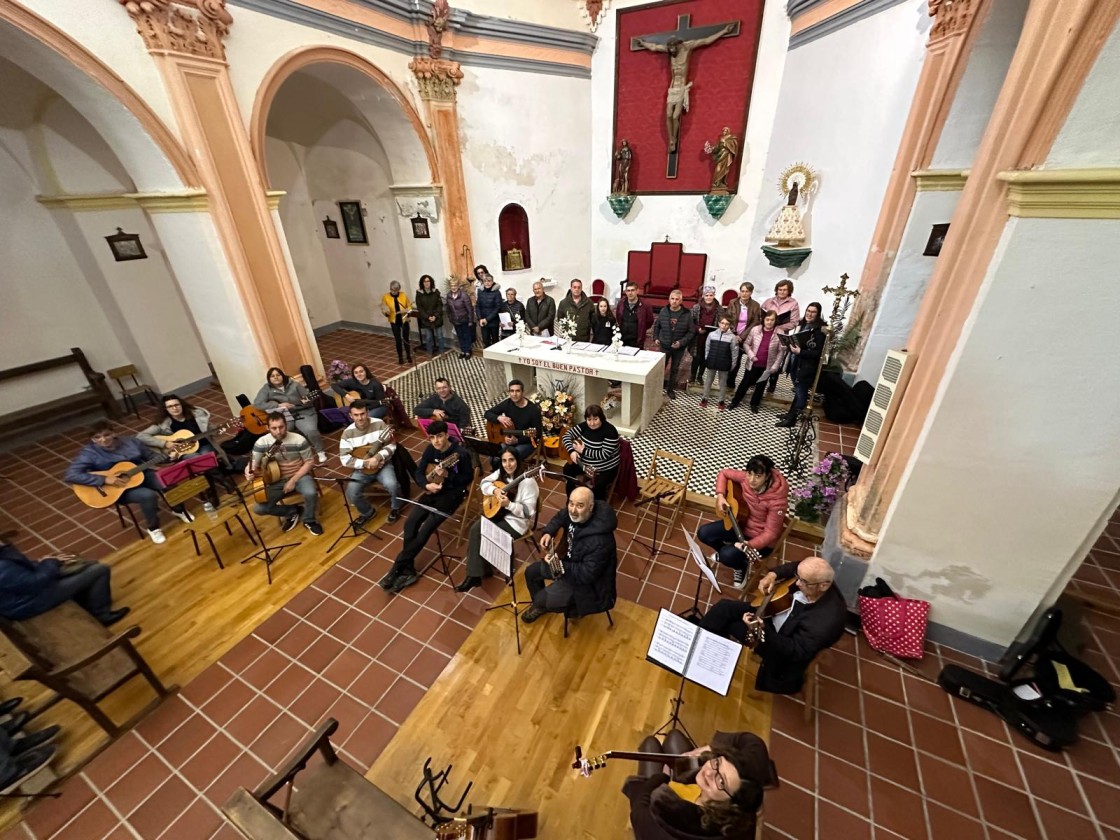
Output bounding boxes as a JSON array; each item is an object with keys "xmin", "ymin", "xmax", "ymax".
[{"xmin": 0, "ymin": 0, "xmax": 1118, "ymax": 838}]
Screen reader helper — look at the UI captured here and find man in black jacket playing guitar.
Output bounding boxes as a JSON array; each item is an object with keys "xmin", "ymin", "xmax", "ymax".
[
  {"xmin": 700, "ymin": 557, "xmax": 847, "ymax": 694},
  {"xmin": 380, "ymin": 421, "xmax": 471, "ymax": 594}
]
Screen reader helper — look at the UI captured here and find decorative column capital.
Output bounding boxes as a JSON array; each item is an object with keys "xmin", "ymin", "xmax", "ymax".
[
  {"xmin": 118, "ymin": 0, "xmax": 233, "ymax": 60},
  {"xmin": 578, "ymin": 1, "xmax": 610, "ymax": 32},
  {"xmin": 928, "ymin": 0, "xmax": 977, "ymax": 43},
  {"xmin": 409, "ymin": 56, "xmax": 464, "ymax": 102}
]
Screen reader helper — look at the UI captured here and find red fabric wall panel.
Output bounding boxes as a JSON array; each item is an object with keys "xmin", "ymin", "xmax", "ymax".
[{"xmin": 613, "ymin": 0, "xmax": 765, "ymax": 195}]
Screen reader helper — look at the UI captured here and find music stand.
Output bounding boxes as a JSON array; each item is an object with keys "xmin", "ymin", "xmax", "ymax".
[
  {"xmin": 324, "ymin": 476, "xmax": 384, "ymax": 553},
  {"xmin": 678, "ymin": 528, "xmax": 722, "ymax": 623},
  {"xmin": 232, "ymin": 483, "xmax": 299, "ymax": 585},
  {"xmin": 479, "ymin": 517, "xmax": 531, "ymax": 656},
  {"xmin": 396, "ymin": 496, "xmax": 462, "ymax": 582},
  {"xmin": 632, "ymin": 489, "xmax": 688, "ymax": 581},
  {"xmin": 417, "ymin": 417, "xmax": 467, "ymax": 444},
  {"xmin": 654, "ymin": 671, "xmax": 695, "ymax": 744},
  {"xmin": 463, "ymin": 435, "xmax": 503, "ymax": 473}
]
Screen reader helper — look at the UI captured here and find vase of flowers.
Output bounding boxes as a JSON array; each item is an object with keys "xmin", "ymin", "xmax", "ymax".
[
  {"xmin": 327, "ymin": 359, "xmax": 351, "ymax": 383},
  {"xmin": 531, "ymin": 381, "xmax": 576, "ymax": 456},
  {"xmin": 791, "ymin": 452, "xmax": 851, "ymax": 523},
  {"xmin": 609, "ymin": 322, "xmax": 623, "ymax": 357},
  {"xmin": 556, "ymin": 315, "xmax": 578, "ymax": 353},
  {"xmin": 514, "ymin": 315, "xmax": 527, "ymax": 348}
]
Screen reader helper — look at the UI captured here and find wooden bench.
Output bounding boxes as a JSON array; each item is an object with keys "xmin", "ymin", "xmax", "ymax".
[{"xmin": 0, "ymin": 347, "xmax": 120, "ymax": 435}]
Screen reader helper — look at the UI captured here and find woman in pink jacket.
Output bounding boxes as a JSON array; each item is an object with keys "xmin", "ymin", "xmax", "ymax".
[
  {"xmin": 760, "ymin": 279, "xmax": 800, "ymax": 394},
  {"xmin": 729, "ymin": 311, "xmax": 787, "ymax": 412}
]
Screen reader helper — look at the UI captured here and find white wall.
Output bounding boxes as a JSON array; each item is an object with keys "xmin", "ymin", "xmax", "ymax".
[
  {"xmin": 855, "ymin": 189, "xmax": 961, "ymax": 382},
  {"xmin": 588, "ymin": 0, "xmax": 791, "ymax": 296},
  {"xmin": 457, "ymin": 65, "xmax": 591, "ymax": 298},
  {"xmin": 742, "ymin": 0, "xmax": 929, "ymax": 317},
  {"xmin": 1046, "ymin": 20, "xmax": 1120, "ymax": 168},
  {"xmin": 871, "ymin": 217, "xmax": 1120, "ymax": 647}
]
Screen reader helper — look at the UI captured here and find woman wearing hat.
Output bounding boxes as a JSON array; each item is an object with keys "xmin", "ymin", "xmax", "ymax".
[{"xmin": 622, "ymin": 728, "xmax": 773, "ymax": 839}]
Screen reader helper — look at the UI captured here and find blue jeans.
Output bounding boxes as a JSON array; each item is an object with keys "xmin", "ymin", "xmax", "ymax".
[
  {"xmin": 344, "ymin": 465, "xmax": 401, "ymax": 518},
  {"xmin": 697, "ymin": 521, "xmax": 771, "ymax": 572},
  {"xmin": 790, "ymin": 379, "xmax": 810, "ymax": 416},
  {"xmin": 454, "ymin": 322, "xmax": 474, "ymax": 354},
  {"xmin": 254, "ymin": 474, "xmax": 318, "ymax": 523},
  {"xmin": 421, "ymin": 324, "xmax": 445, "ymax": 354},
  {"xmin": 121, "ymin": 471, "xmax": 167, "ymax": 529}
]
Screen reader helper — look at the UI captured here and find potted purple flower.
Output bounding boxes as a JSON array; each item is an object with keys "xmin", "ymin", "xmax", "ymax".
[
  {"xmin": 327, "ymin": 359, "xmax": 352, "ymax": 383},
  {"xmin": 792, "ymin": 452, "xmax": 851, "ymax": 523}
]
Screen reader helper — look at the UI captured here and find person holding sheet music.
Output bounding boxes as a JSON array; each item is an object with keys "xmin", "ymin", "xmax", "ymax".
[
  {"xmin": 760, "ymin": 279, "xmax": 800, "ymax": 395},
  {"xmin": 775, "ymin": 301, "xmax": 826, "ymax": 428},
  {"xmin": 253, "ymin": 367, "xmax": 327, "ymax": 463},
  {"xmin": 454, "ymin": 450, "xmax": 539, "ymax": 593},
  {"xmin": 521, "ymin": 487, "xmax": 617, "ymax": 624},
  {"xmin": 413, "ymin": 377, "xmax": 472, "ymax": 432},
  {"xmin": 622, "ymin": 729, "xmax": 773, "ymax": 840},
  {"xmin": 499, "ymin": 287, "xmax": 525, "ymax": 340},
  {"xmin": 700, "ymin": 557, "xmax": 847, "ymax": 694},
  {"xmin": 728, "ymin": 311, "xmax": 786, "ymax": 413}
]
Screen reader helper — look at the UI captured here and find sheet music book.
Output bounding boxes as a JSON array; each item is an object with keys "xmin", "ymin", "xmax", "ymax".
[
  {"xmin": 616, "ymin": 345, "xmax": 641, "ymax": 356},
  {"xmin": 776, "ymin": 311, "xmax": 792, "ymax": 326},
  {"xmin": 498, "ymin": 311, "xmax": 513, "ymax": 327},
  {"xmin": 571, "ymin": 342, "xmax": 606, "ymax": 352},
  {"xmin": 682, "ymin": 528, "xmax": 721, "ymax": 593},
  {"xmin": 480, "ymin": 517, "xmax": 513, "ymax": 577},
  {"xmin": 540, "ymin": 329, "xmax": 552, "ymax": 337},
  {"xmin": 646, "ymin": 609, "xmax": 741, "ymax": 696},
  {"xmin": 777, "ymin": 331, "xmax": 812, "ymax": 350}
]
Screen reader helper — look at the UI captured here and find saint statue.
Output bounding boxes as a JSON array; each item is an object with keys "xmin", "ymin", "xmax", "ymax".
[
  {"xmin": 704, "ymin": 127, "xmax": 738, "ymax": 194},
  {"xmin": 766, "ymin": 182, "xmax": 806, "ymax": 245},
  {"xmin": 635, "ymin": 23, "xmax": 736, "ymax": 154},
  {"xmin": 612, "ymin": 139, "xmax": 633, "ymax": 195}
]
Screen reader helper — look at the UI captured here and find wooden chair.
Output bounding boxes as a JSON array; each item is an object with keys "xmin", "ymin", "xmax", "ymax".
[
  {"xmin": 800, "ymin": 655, "xmax": 822, "ymax": 724},
  {"xmin": 562, "ymin": 608, "xmax": 613, "ymax": 639},
  {"xmin": 0, "ymin": 602, "xmax": 176, "ymax": 738},
  {"xmin": 222, "ymin": 718, "xmax": 432, "ymax": 840},
  {"xmin": 454, "ymin": 465, "xmax": 485, "ymax": 545},
  {"xmin": 635, "ymin": 449, "xmax": 693, "ymax": 536},
  {"xmin": 106, "ymin": 364, "xmax": 157, "ymax": 418}
]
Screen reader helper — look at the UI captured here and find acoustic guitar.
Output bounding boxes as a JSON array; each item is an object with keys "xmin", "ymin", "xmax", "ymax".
[
  {"xmin": 349, "ymin": 428, "xmax": 394, "ymax": 474},
  {"xmin": 434, "ymin": 809, "xmax": 538, "ymax": 840},
  {"xmin": 425, "ymin": 451, "xmax": 461, "ymax": 488},
  {"xmin": 248, "ymin": 460, "xmax": 283, "ymax": 504},
  {"xmin": 70, "ymin": 455, "xmax": 168, "ymax": 509},
  {"xmin": 481, "ymin": 465, "xmax": 544, "ymax": 519},
  {"xmin": 716, "ymin": 482, "xmax": 763, "ymax": 577},
  {"xmin": 743, "ymin": 578, "xmax": 796, "ymax": 647},
  {"xmin": 152, "ymin": 418, "xmax": 242, "ymax": 456},
  {"xmin": 484, "ymin": 422, "xmax": 540, "ymax": 447},
  {"xmin": 240, "ymin": 405, "xmax": 270, "ymax": 435},
  {"xmin": 573, "ymin": 745, "xmax": 702, "ymax": 780}
]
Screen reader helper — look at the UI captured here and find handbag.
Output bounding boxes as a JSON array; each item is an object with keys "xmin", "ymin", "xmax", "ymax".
[{"xmin": 857, "ymin": 577, "xmax": 930, "ymax": 659}]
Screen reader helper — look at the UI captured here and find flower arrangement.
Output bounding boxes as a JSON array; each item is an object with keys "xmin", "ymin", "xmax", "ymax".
[
  {"xmin": 514, "ymin": 314, "xmax": 528, "ymax": 346},
  {"xmin": 531, "ymin": 380, "xmax": 576, "ymax": 434},
  {"xmin": 555, "ymin": 315, "xmax": 578, "ymax": 344},
  {"xmin": 327, "ymin": 359, "xmax": 352, "ymax": 383},
  {"xmin": 792, "ymin": 452, "xmax": 851, "ymax": 522},
  {"xmin": 609, "ymin": 322, "xmax": 623, "ymax": 355}
]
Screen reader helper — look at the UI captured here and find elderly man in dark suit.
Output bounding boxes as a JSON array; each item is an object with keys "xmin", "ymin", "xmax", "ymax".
[{"xmin": 700, "ymin": 556, "xmax": 848, "ymax": 694}]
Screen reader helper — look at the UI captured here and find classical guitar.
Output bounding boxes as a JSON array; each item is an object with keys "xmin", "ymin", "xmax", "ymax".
[
  {"xmin": 434, "ymin": 809, "xmax": 538, "ymax": 840},
  {"xmin": 743, "ymin": 578, "xmax": 797, "ymax": 647},
  {"xmin": 425, "ymin": 451, "xmax": 461, "ymax": 487},
  {"xmin": 572, "ymin": 746, "xmax": 702, "ymax": 780},
  {"xmin": 485, "ymin": 421, "xmax": 540, "ymax": 446},
  {"xmin": 349, "ymin": 428, "xmax": 395, "ymax": 473},
  {"xmin": 70, "ymin": 455, "xmax": 168, "ymax": 509},
  {"xmin": 544, "ymin": 526, "xmax": 565, "ymax": 578},
  {"xmin": 717, "ymin": 482, "xmax": 763, "ymax": 573},
  {"xmin": 482, "ymin": 465, "xmax": 545, "ymax": 519},
  {"xmin": 152, "ymin": 418, "xmax": 243, "ymax": 456},
  {"xmin": 240, "ymin": 405, "xmax": 270, "ymax": 435},
  {"xmin": 343, "ymin": 391, "xmax": 393, "ymax": 408}
]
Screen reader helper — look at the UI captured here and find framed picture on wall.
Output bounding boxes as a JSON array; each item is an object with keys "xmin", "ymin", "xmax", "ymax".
[
  {"xmin": 411, "ymin": 215, "xmax": 430, "ymax": 239},
  {"xmin": 338, "ymin": 200, "xmax": 368, "ymax": 244},
  {"xmin": 323, "ymin": 217, "xmax": 340, "ymax": 239},
  {"xmin": 924, "ymin": 223, "xmax": 950, "ymax": 257},
  {"xmin": 105, "ymin": 227, "xmax": 147, "ymax": 262}
]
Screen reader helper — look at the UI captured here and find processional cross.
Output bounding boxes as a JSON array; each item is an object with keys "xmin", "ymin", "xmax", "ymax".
[
  {"xmin": 822, "ymin": 273, "xmax": 861, "ymax": 329},
  {"xmin": 632, "ymin": 14, "xmax": 739, "ymax": 178}
]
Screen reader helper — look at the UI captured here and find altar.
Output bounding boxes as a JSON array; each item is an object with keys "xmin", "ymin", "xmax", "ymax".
[{"xmin": 480, "ymin": 335, "xmax": 665, "ymax": 435}]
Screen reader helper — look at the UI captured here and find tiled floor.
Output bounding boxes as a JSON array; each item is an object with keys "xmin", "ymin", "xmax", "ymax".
[{"xmin": 1, "ymin": 330, "xmax": 1116, "ymax": 839}]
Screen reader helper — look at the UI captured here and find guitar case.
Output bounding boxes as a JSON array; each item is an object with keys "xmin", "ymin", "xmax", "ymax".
[
  {"xmin": 299, "ymin": 364, "xmax": 345, "ymax": 433},
  {"xmin": 937, "ymin": 607, "xmax": 1114, "ymax": 751}
]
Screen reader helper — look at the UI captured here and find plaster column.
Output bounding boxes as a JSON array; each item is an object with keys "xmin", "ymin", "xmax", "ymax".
[
  {"xmin": 845, "ymin": 0, "xmax": 1120, "ymax": 548},
  {"xmin": 116, "ymin": 0, "xmax": 318, "ymax": 375},
  {"xmin": 841, "ymin": 0, "xmax": 990, "ymax": 368},
  {"xmin": 409, "ymin": 56, "xmax": 474, "ymax": 278}
]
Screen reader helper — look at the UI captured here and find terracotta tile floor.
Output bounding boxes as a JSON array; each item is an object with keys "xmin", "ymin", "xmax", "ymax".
[{"xmin": 1, "ymin": 331, "xmax": 1116, "ymax": 839}]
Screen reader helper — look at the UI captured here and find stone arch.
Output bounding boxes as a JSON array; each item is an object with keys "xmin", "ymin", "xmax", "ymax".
[
  {"xmin": 250, "ymin": 46, "xmax": 440, "ymax": 190},
  {"xmin": 0, "ymin": 3, "xmax": 199, "ymax": 189}
]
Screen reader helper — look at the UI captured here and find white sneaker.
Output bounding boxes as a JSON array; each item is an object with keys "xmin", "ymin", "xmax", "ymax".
[
  {"xmin": 202, "ymin": 502, "xmax": 215, "ymax": 513},
  {"xmin": 148, "ymin": 528, "xmax": 167, "ymax": 545},
  {"xmin": 317, "ymin": 452, "xmax": 328, "ymax": 464},
  {"xmin": 707, "ymin": 551, "xmax": 719, "ymax": 569},
  {"xmin": 733, "ymin": 568, "xmax": 748, "ymax": 590},
  {"xmin": 172, "ymin": 509, "xmax": 194, "ymax": 524}
]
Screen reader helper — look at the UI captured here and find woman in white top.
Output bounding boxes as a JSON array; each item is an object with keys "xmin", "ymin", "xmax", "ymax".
[{"xmin": 455, "ymin": 449, "xmax": 539, "ymax": 593}]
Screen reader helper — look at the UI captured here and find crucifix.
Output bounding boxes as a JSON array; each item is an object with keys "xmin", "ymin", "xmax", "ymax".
[
  {"xmin": 822, "ymin": 272, "xmax": 861, "ymax": 329},
  {"xmin": 632, "ymin": 14, "xmax": 739, "ymax": 178}
]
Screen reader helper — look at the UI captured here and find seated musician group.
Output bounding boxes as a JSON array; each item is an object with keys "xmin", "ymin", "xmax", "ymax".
[
  {"xmin": 245, "ymin": 413, "xmax": 323, "ymax": 536},
  {"xmin": 253, "ymin": 367, "xmax": 328, "ymax": 463},
  {"xmin": 338, "ymin": 402, "xmax": 402, "ymax": 525}
]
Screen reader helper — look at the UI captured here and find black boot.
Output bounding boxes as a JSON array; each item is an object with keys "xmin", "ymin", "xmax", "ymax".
[{"xmin": 454, "ymin": 576, "xmax": 482, "ymax": 593}]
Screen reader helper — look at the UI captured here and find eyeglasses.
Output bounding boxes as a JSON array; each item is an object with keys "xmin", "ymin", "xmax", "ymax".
[
  {"xmin": 796, "ymin": 575, "xmax": 829, "ymax": 589},
  {"xmin": 711, "ymin": 756, "xmax": 729, "ymax": 794}
]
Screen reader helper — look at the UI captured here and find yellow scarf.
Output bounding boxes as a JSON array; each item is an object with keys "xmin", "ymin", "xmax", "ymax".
[{"xmin": 668, "ymin": 781, "xmax": 702, "ymax": 803}]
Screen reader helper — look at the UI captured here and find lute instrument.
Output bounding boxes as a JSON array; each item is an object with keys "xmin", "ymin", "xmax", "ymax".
[
  {"xmin": 70, "ymin": 455, "xmax": 168, "ymax": 508},
  {"xmin": 348, "ymin": 428, "xmax": 394, "ymax": 473},
  {"xmin": 425, "ymin": 450, "xmax": 461, "ymax": 487},
  {"xmin": 152, "ymin": 418, "xmax": 243, "ymax": 455},
  {"xmin": 247, "ymin": 442, "xmax": 284, "ymax": 503},
  {"xmin": 572, "ymin": 746, "xmax": 702, "ymax": 780},
  {"xmin": 482, "ymin": 465, "xmax": 544, "ymax": 519}
]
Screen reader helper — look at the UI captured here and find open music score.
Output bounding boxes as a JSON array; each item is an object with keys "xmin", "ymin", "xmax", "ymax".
[{"xmin": 646, "ymin": 609, "xmax": 741, "ymax": 696}]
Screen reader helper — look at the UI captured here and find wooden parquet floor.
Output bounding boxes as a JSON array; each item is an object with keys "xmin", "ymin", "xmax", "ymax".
[{"xmin": 367, "ymin": 577, "xmax": 773, "ymax": 840}]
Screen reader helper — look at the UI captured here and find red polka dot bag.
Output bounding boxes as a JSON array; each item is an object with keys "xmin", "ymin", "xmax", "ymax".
[{"xmin": 857, "ymin": 577, "xmax": 930, "ymax": 660}]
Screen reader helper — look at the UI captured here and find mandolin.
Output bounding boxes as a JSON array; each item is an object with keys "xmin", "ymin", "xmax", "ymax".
[
  {"xmin": 572, "ymin": 746, "xmax": 702, "ymax": 780},
  {"xmin": 482, "ymin": 465, "xmax": 544, "ymax": 519},
  {"xmin": 152, "ymin": 418, "xmax": 243, "ymax": 455},
  {"xmin": 70, "ymin": 455, "xmax": 168, "ymax": 508}
]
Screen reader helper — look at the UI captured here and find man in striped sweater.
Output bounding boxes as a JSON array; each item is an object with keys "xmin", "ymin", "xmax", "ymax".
[
  {"xmin": 338, "ymin": 403, "xmax": 403, "ymax": 525},
  {"xmin": 245, "ymin": 414, "xmax": 322, "ymax": 536}
]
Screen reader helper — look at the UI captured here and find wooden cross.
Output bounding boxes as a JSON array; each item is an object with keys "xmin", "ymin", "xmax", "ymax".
[
  {"xmin": 629, "ymin": 14, "xmax": 739, "ymax": 51},
  {"xmin": 822, "ymin": 272, "xmax": 860, "ymax": 327}
]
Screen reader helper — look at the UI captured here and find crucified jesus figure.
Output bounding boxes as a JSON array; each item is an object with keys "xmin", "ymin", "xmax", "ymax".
[{"xmin": 635, "ymin": 22, "xmax": 736, "ymax": 153}]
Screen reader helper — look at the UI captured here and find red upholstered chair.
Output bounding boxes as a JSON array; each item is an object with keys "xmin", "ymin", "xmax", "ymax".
[
  {"xmin": 722, "ymin": 289, "xmax": 737, "ymax": 307},
  {"xmin": 591, "ymin": 278, "xmax": 606, "ymax": 300}
]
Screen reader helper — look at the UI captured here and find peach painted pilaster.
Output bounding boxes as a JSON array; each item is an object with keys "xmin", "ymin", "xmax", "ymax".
[
  {"xmin": 844, "ymin": 0, "xmax": 1120, "ymax": 548},
  {"xmin": 410, "ymin": 56, "xmax": 474, "ymax": 279},
  {"xmin": 117, "ymin": 0, "xmax": 317, "ymax": 374},
  {"xmin": 840, "ymin": 0, "xmax": 990, "ymax": 369}
]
